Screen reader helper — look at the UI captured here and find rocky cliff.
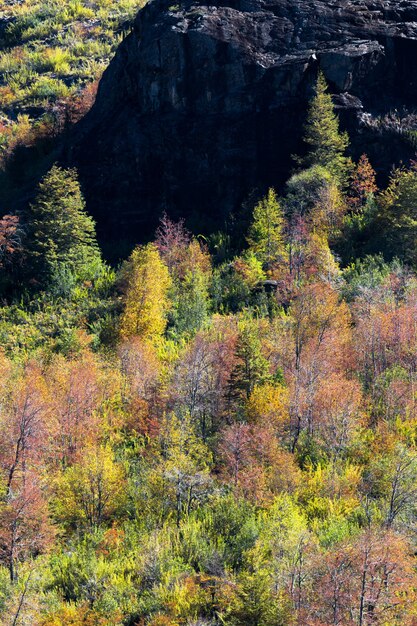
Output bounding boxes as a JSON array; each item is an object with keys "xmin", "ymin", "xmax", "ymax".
[{"xmin": 68, "ymin": 0, "xmax": 417, "ymax": 240}]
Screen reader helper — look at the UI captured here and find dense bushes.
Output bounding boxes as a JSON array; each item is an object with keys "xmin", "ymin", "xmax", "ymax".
[{"xmin": 2, "ymin": 73, "xmax": 417, "ymax": 625}]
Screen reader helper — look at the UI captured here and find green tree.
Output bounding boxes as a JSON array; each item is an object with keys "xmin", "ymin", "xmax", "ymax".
[
  {"xmin": 28, "ymin": 165, "xmax": 103, "ymax": 287},
  {"xmin": 247, "ymin": 188, "xmax": 287, "ymax": 272},
  {"xmin": 301, "ymin": 72, "xmax": 349, "ymax": 183},
  {"xmin": 168, "ymin": 268, "xmax": 210, "ymax": 340},
  {"xmin": 229, "ymin": 318, "xmax": 271, "ymax": 401},
  {"xmin": 375, "ymin": 166, "xmax": 417, "ymax": 266}
]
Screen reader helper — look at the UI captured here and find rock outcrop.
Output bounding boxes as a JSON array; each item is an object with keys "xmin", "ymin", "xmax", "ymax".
[{"xmin": 68, "ymin": 0, "xmax": 417, "ymax": 241}]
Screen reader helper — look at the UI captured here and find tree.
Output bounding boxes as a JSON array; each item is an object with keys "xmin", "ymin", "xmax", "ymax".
[
  {"xmin": 120, "ymin": 243, "xmax": 172, "ymax": 343},
  {"xmin": 312, "ymin": 181, "xmax": 347, "ymax": 239},
  {"xmin": 285, "ymin": 282, "xmax": 352, "ymax": 450},
  {"xmin": 148, "ymin": 413, "xmax": 213, "ymax": 527},
  {"xmin": 375, "ymin": 166, "xmax": 417, "ymax": 266},
  {"xmin": 0, "ymin": 362, "xmax": 50, "ymax": 496},
  {"xmin": 247, "ymin": 495, "xmax": 312, "ymax": 618},
  {"xmin": 46, "ymin": 351, "xmax": 111, "ymax": 467},
  {"xmin": 27, "ymin": 165, "xmax": 103, "ymax": 286},
  {"xmin": 119, "ymin": 337, "xmax": 161, "ymax": 435},
  {"xmin": 172, "ymin": 318, "xmax": 238, "ymax": 440},
  {"xmin": 247, "ymin": 188, "xmax": 287, "ymax": 272},
  {"xmin": 219, "ymin": 423, "xmax": 299, "ymax": 503},
  {"xmin": 348, "ymin": 154, "xmax": 378, "ymax": 211},
  {"xmin": 362, "ymin": 444, "xmax": 417, "ymax": 529},
  {"xmin": 228, "ymin": 318, "xmax": 271, "ymax": 402},
  {"xmin": 168, "ymin": 267, "xmax": 210, "ymax": 340},
  {"xmin": 155, "ymin": 212, "xmax": 191, "ymax": 275},
  {"xmin": 300, "ymin": 72, "xmax": 349, "ymax": 183},
  {"xmin": 155, "ymin": 213, "xmax": 210, "ymax": 280},
  {"xmin": 308, "ymin": 529, "xmax": 417, "ymax": 626},
  {"xmin": 0, "ymin": 473, "xmax": 53, "ymax": 582},
  {"xmin": 52, "ymin": 444, "xmax": 127, "ymax": 531},
  {"xmin": 245, "ymin": 382, "xmax": 289, "ymax": 434},
  {"xmin": 0, "ymin": 215, "xmax": 21, "ymax": 267},
  {"xmin": 0, "ymin": 362, "xmax": 53, "ymax": 582},
  {"xmin": 285, "ymin": 165, "xmax": 334, "ymax": 217}
]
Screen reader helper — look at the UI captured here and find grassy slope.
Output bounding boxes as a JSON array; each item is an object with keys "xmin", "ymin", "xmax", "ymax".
[{"xmin": 0, "ymin": 0, "xmax": 146, "ymax": 162}]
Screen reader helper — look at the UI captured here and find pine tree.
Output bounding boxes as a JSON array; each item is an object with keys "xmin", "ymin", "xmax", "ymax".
[
  {"xmin": 28, "ymin": 165, "xmax": 102, "ymax": 285},
  {"xmin": 376, "ymin": 166, "xmax": 417, "ymax": 266},
  {"xmin": 229, "ymin": 319, "xmax": 271, "ymax": 401},
  {"xmin": 247, "ymin": 188, "xmax": 287, "ymax": 272},
  {"xmin": 301, "ymin": 72, "xmax": 350, "ymax": 183},
  {"xmin": 169, "ymin": 267, "xmax": 210, "ymax": 340}
]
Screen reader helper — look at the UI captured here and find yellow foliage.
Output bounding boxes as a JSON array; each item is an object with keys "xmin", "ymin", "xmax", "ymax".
[
  {"xmin": 52, "ymin": 444, "xmax": 127, "ymax": 529},
  {"xmin": 38, "ymin": 603, "xmax": 114, "ymax": 626},
  {"xmin": 120, "ymin": 243, "xmax": 172, "ymax": 343},
  {"xmin": 246, "ymin": 382, "xmax": 289, "ymax": 431},
  {"xmin": 157, "ymin": 575, "xmax": 213, "ymax": 623}
]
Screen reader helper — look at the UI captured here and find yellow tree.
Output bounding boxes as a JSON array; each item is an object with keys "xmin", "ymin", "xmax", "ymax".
[
  {"xmin": 120, "ymin": 243, "xmax": 172, "ymax": 343},
  {"xmin": 52, "ymin": 444, "xmax": 127, "ymax": 531}
]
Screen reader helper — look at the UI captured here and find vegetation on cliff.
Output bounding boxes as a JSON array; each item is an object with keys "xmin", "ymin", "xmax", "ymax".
[{"xmin": 1, "ymin": 74, "xmax": 417, "ymax": 625}]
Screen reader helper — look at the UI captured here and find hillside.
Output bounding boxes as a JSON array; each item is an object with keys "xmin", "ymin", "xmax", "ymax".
[
  {"xmin": 3, "ymin": 2, "xmax": 417, "ymax": 626},
  {"xmin": 0, "ymin": 0, "xmax": 145, "ymax": 163}
]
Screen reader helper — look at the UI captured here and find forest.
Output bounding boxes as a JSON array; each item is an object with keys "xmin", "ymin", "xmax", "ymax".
[{"xmin": 2, "ymin": 56, "xmax": 417, "ymax": 626}]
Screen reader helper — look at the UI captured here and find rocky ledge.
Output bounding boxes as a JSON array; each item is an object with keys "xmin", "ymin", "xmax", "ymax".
[{"xmin": 67, "ymin": 0, "xmax": 417, "ymax": 240}]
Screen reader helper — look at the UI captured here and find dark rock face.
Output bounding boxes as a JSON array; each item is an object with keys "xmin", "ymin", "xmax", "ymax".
[{"xmin": 68, "ymin": 0, "xmax": 417, "ymax": 241}]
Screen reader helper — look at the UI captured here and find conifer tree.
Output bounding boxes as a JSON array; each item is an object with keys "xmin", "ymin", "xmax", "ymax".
[
  {"xmin": 301, "ymin": 72, "xmax": 349, "ymax": 183},
  {"xmin": 376, "ymin": 166, "xmax": 417, "ymax": 266},
  {"xmin": 229, "ymin": 319, "xmax": 271, "ymax": 400},
  {"xmin": 28, "ymin": 165, "xmax": 102, "ymax": 285},
  {"xmin": 247, "ymin": 188, "xmax": 287, "ymax": 271}
]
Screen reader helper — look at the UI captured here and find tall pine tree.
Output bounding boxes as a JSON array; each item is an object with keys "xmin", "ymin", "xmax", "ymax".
[
  {"xmin": 301, "ymin": 72, "xmax": 349, "ymax": 183},
  {"xmin": 28, "ymin": 165, "xmax": 102, "ymax": 286},
  {"xmin": 247, "ymin": 188, "xmax": 287, "ymax": 272}
]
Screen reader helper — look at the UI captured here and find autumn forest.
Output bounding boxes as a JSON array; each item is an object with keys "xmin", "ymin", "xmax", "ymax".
[{"xmin": 2, "ymin": 55, "xmax": 417, "ymax": 626}]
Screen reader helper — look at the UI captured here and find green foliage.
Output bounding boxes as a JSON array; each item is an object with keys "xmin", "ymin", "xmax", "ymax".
[
  {"xmin": 375, "ymin": 166, "xmax": 417, "ymax": 266},
  {"xmin": 341, "ymin": 254, "xmax": 391, "ymax": 301},
  {"xmin": 285, "ymin": 164, "xmax": 334, "ymax": 215},
  {"xmin": 202, "ymin": 495, "xmax": 258, "ymax": 571},
  {"xmin": 3, "ymin": 74, "xmax": 417, "ymax": 626},
  {"xmin": 27, "ymin": 165, "xmax": 104, "ymax": 288},
  {"xmin": 300, "ymin": 72, "xmax": 350, "ymax": 183},
  {"xmin": 229, "ymin": 317, "xmax": 271, "ymax": 400},
  {"xmin": 247, "ymin": 188, "xmax": 287, "ymax": 270},
  {"xmin": 0, "ymin": 0, "xmax": 146, "ymax": 162},
  {"xmin": 168, "ymin": 268, "xmax": 210, "ymax": 340}
]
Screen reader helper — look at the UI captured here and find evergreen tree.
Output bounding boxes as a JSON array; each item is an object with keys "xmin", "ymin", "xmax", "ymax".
[
  {"xmin": 375, "ymin": 166, "xmax": 417, "ymax": 266},
  {"xmin": 28, "ymin": 165, "xmax": 102, "ymax": 286},
  {"xmin": 301, "ymin": 72, "xmax": 350, "ymax": 183},
  {"xmin": 168, "ymin": 267, "xmax": 210, "ymax": 340},
  {"xmin": 229, "ymin": 319, "xmax": 271, "ymax": 401},
  {"xmin": 247, "ymin": 188, "xmax": 287, "ymax": 272}
]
